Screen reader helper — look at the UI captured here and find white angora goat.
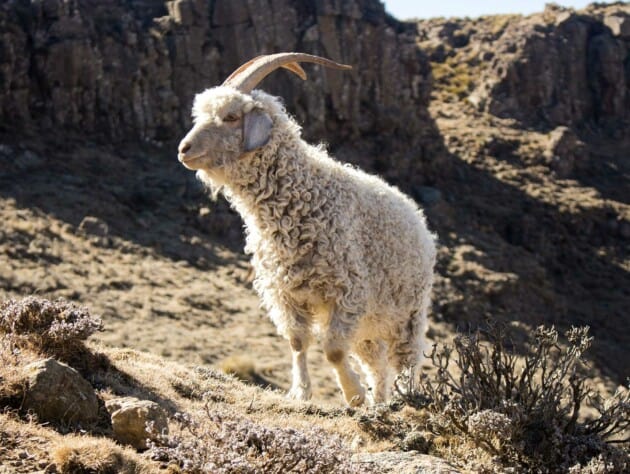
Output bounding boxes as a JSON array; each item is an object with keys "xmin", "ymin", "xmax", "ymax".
[{"xmin": 178, "ymin": 53, "xmax": 436, "ymax": 406}]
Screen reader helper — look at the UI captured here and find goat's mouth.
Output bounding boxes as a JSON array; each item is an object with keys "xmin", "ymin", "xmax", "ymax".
[{"xmin": 179, "ymin": 153, "xmax": 208, "ymax": 170}]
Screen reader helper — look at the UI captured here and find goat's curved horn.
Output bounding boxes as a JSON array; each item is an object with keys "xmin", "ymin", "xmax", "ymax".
[{"xmin": 223, "ymin": 53, "xmax": 352, "ymax": 93}]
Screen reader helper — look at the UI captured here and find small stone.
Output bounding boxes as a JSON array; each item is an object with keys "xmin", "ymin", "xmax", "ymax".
[
  {"xmin": 22, "ymin": 358, "xmax": 99, "ymax": 425},
  {"xmin": 105, "ymin": 397, "xmax": 169, "ymax": 450},
  {"xmin": 413, "ymin": 186, "xmax": 442, "ymax": 206},
  {"xmin": 401, "ymin": 431, "xmax": 430, "ymax": 453},
  {"xmin": 78, "ymin": 216, "xmax": 111, "ymax": 246}
]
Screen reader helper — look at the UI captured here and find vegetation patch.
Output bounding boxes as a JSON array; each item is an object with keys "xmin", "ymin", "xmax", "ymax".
[
  {"xmin": 395, "ymin": 323, "xmax": 630, "ymax": 472},
  {"xmin": 0, "ymin": 296, "xmax": 102, "ymax": 357},
  {"xmin": 149, "ymin": 402, "xmax": 366, "ymax": 473}
]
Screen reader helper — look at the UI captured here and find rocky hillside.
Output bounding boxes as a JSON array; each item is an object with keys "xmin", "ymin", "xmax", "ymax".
[
  {"xmin": 0, "ymin": 1, "xmax": 629, "ymax": 472},
  {"xmin": 1, "ymin": 0, "xmax": 628, "ymax": 379}
]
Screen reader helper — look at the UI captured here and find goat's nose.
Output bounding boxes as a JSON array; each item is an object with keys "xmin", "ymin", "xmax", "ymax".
[{"xmin": 179, "ymin": 142, "xmax": 191, "ymax": 154}]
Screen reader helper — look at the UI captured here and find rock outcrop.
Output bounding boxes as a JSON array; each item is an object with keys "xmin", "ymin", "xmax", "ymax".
[
  {"xmin": 0, "ymin": 0, "xmax": 431, "ymax": 144},
  {"xmin": 471, "ymin": 4, "xmax": 630, "ymax": 133}
]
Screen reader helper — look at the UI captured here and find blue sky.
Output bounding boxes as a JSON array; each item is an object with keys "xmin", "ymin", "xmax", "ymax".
[{"xmin": 382, "ymin": 0, "xmax": 620, "ymax": 19}]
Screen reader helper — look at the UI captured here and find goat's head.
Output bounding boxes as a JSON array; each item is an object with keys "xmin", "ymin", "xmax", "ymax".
[{"xmin": 177, "ymin": 53, "xmax": 351, "ymax": 172}]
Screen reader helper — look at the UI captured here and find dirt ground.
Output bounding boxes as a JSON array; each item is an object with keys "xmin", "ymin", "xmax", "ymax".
[{"xmin": 1, "ymin": 103, "xmax": 627, "ymax": 404}]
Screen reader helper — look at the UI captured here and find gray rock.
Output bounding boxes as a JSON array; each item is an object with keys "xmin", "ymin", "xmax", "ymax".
[
  {"xmin": 414, "ymin": 186, "xmax": 442, "ymax": 206},
  {"xmin": 105, "ymin": 397, "xmax": 169, "ymax": 450},
  {"xmin": 352, "ymin": 451, "xmax": 461, "ymax": 474},
  {"xmin": 15, "ymin": 151, "xmax": 44, "ymax": 171},
  {"xmin": 22, "ymin": 358, "xmax": 99, "ymax": 425},
  {"xmin": 78, "ymin": 216, "xmax": 109, "ymax": 239},
  {"xmin": 401, "ymin": 431, "xmax": 431, "ymax": 453},
  {"xmin": 0, "ymin": 0, "xmax": 432, "ymax": 156},
  {"xmin": 544, "ymin": 126, "xmax": 587, "ymax": 178}
]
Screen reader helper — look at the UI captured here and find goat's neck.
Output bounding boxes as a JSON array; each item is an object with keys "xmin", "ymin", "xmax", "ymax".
[{"xmin": 224, "ymin": 142, "xmax": 310, "ymax": 229}]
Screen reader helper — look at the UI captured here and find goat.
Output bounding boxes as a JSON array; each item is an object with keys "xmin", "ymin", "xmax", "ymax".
[{"xmin": 178, "ymin": 53, "xmax": 437, "ymax": 406}]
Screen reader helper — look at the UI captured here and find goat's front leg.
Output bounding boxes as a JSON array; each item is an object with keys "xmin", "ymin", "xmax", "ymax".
[
  {"xmin": 286, "ymin": 335, "xmax": 312, "ymax": 401},
  {"xmin": 324, "ymin": 330, "xmax": 366, "ymax": 407}
]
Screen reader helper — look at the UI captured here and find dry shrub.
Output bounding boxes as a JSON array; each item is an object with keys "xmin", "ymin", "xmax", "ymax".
[
  {"xmin": 0, "ymin": 296, "xmax": 102, "ymax": 359},
  {"xmin": 52, "ymin": 435, "xmax": 152, "ymax": 473},
  {"xmin": 397, "ymin": 323, "xmax": 629, "ymax": 473},
  {"xmin": 148, "ymin": 396, "xmax": 368, "ymax": 474},
  {"xmin": 0, "ymin": 336, "xmax": 30, "ymax": 405}
]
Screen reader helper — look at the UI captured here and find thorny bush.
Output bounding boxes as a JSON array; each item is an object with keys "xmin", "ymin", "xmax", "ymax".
[{"xmin": 396, "ymin": 323, "xmax": 629, "ymax": 472}]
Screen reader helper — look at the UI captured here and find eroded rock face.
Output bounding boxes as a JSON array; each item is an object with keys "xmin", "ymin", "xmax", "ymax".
[
  {"xmin": 21, "ymin": 358, "xmax": 99, "ymax": 425},
  {"xmin": 473, "ymin": 4, "xmax": 630, "ymax": 132},
  {"xmin": 105, "ymin": 397, "xmax": 168, "ymax": 450},
  {"xmin": 0, "ymin": 0, "xmax": 430, "ymax": 145}
]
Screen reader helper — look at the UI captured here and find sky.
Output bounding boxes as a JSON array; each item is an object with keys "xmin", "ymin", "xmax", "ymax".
[{"xmin": 382, "ymin": 0, "xmax": 621, "ymax": 20}]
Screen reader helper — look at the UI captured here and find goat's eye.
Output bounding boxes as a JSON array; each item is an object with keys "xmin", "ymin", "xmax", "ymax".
[{"xmin": 223, "ymin": 113, "xmax": 239, "ymax": 123}]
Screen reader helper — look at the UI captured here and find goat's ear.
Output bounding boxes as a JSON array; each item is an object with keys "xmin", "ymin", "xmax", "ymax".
[{"xmin": 243, "ymin": 109, "xmax": 272, "ymax": 152}]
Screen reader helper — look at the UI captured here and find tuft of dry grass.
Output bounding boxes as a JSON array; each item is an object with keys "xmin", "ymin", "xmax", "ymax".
[
  {"xmin": 52, "ymin": 435, "xmax": 153, "ymax": 473},
  {"xmin": 431, "ymin": 58, "xmax": 475, "ymax": 101},
  {"xmin": 219, "ymin": 354, "xmax": 257, "ymax": 382}
]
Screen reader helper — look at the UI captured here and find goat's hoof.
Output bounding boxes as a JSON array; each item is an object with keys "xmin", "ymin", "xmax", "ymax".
[
  {"xmin": 346, "ymin": 388, "xmax": 366, "ymax": 407},
  {"xmin": 287, "ymin": 385, "xmax": 312, "ymax": 401}
]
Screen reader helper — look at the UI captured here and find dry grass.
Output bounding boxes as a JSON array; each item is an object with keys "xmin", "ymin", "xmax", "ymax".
[
  {"xmin": 149, "ymin": 404, "xmax": 367, "ymax": 473},
  {"xmin": 431, "ymin": 59, "xmax": 475, "ymax": 100},
  {"xmin": 52, "ymin": 436, "xmax": 153, "ymax": 474},
  {"xmin": 484, "ymin": 14, "xmax": 522, "ymax": 37},
  {"xmin": 219, "ymin": 354, "xmax": 257, "ymax": 382},
  {"xmin": 0, "ymin": 295, "xmax": 628, "ymax": 472}
]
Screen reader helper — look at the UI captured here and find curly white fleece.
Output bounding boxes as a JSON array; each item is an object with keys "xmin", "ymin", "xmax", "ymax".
[{"xmin": 196, "ymin": 87, "xmax": 437, "ymax": 405}]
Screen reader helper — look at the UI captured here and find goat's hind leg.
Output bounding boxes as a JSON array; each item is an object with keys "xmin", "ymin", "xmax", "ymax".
[
  {"xmin": 323, "ymin": 329, "xmax": 366, "ymax": 407},
  {"xmin": 355, "ymin": 339, "xmax": 390, "ymax": 405}
]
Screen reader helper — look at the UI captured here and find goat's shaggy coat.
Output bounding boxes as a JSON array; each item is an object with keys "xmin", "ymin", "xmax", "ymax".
[{"xmin": 187, "ymin": 86, "xmax": 436, "ymax": 406}]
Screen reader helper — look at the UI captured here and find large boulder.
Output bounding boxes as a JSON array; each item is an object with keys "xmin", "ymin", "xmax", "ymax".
[
  {"xmin": 543, "ymin": 126, "xmax": 587, "ymax": 178},
  {"xmin": 21, "ymin": 358, "xmax": 99, "ymax": 426}
]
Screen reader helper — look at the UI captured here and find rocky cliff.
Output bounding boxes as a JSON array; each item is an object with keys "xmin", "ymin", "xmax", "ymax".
[
  {"xmin": 472, "ymin": 3, "xmax": 630, "ymax": 133},
  {"xmin": 0, "ymin": 0, "xmax": 430, "ymax": 144}
]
